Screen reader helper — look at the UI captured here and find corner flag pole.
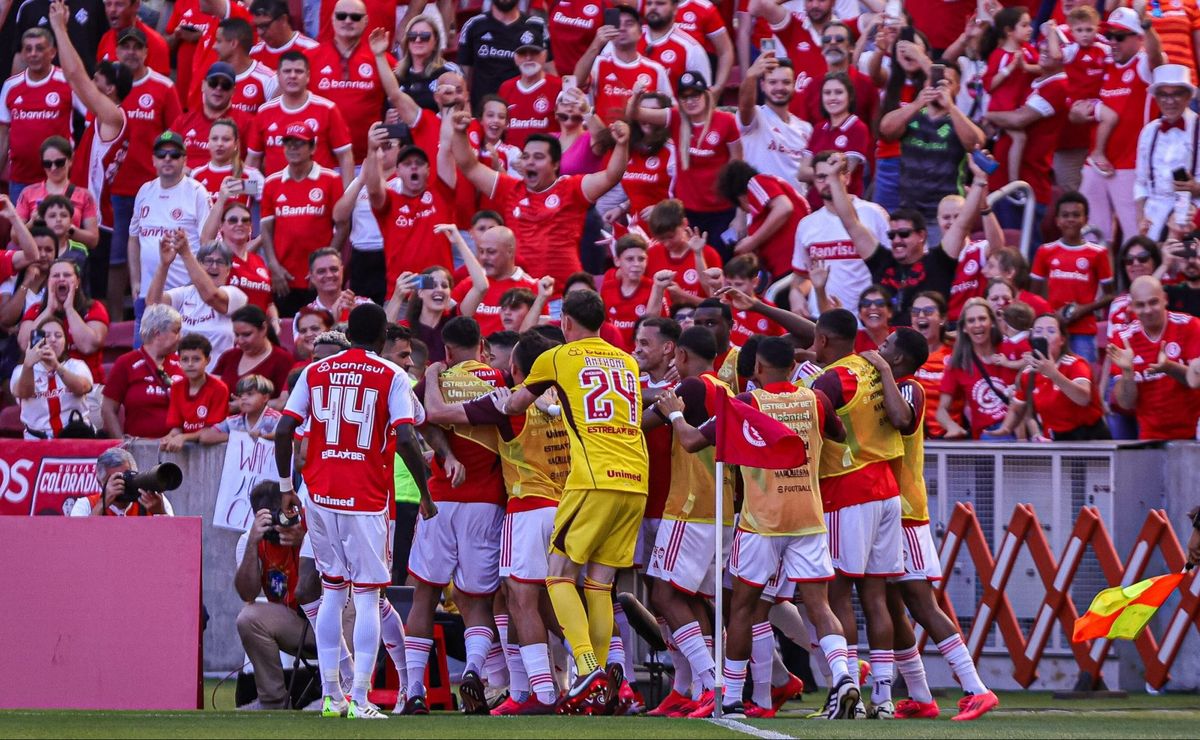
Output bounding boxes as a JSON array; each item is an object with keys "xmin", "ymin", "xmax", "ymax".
[{"xmin": 713, "ymin": 460, "xmax": 724, "ymax": 719}]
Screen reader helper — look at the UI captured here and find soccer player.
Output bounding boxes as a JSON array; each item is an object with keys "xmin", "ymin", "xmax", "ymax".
[
  {"xmin": 423, "ymin": 330, "xmax": 568, "ymax": 715},
  {"xmin": 274, "ymin": 302, "xmax": 434, "ymax": 720},
  {"xmin": 408, "ymin": 317, "xmax": 508, "ymax": 714},
  {"xmin": 864, "ymin": 330, "xmax": 1000, "ymax": 722},
  {"xmin": 500, "ymin": 290, "xmax": 650, "ymax": 712},
  {"xmin": 657, "ymin": 336, "xmax": 862, "ymax": 719},
  {"xmin": 640, "ymin": 325, "xmax": 734, "ymax": 718},
  {"xmin": 805, "ymin": 308, "xmax": 915, "ymax": 719}
]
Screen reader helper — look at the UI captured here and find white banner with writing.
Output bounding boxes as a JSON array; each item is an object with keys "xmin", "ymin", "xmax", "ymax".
[{"xmin": 213, "ymin": 430, "xmax": 275, "ymax": 531}]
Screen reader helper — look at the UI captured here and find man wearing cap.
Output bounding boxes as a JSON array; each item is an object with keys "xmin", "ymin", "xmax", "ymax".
[
  {"xmin": 260, "ymin": 121, "xmax": 345, "ymax": 315},
  {"xmin": 498, "ymin": 39, "xmax": 564, "ymax": 149},
  {"xmin": 129, "ymin": 131, "xmax": 213, "ymax": 328},
  {"xmin": 251, "ymin": 0, "xmax": 319, "ymax": 70},
  {"xmin": 97, "ymin": 0, "xmax": 171, "ymax": 76},
  {"xmin": 1135, "ymin": 64, "xmax": 1200, "ymax": 239},
  {"xmin": 246, "ymin": 50, "xmax": 354, "ymax": 185},
  {"xmin": 1076, "ymin": 6, "xmax": 1164, "ymax": 245},
  {"xmin": 182, "ymin": 0, "xmax": 259, "ymax": 109},
  {"xmin": 193, "ymin": 16, "xmax": 278, "ymax": 115},
  {"xmin": 641, "ymin": 0, "xmax": 717, "ymax": 91},
  {"xmin": 305, "ymin": 0, "xmax": 391, "ymax": 164},
  {"xmin": 172, "ymin": 62, "xmax": 254, "ymax": 168},
  {"xmin": 459, "ymin": 0, "xmax": 554, "ymax": 112},
  {"xmin": 575, "ymin": 5, "xmax": 673, "ymax": 125}
]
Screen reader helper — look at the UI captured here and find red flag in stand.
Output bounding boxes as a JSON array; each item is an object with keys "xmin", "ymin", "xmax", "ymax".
[{"xmin": 714, "ymin": 392, "xmax": 807, "ymax": 469}]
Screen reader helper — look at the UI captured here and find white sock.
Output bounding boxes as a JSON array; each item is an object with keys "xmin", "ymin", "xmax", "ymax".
[
  {"xmin": 819, "ymin": 634, "xmax": 850, "ymax": 681},
  {"xmin": 673, "ymin": 622, "xmax": 716, "ymax": 694},
  {"xmin": 350, "ymin": 589, "xmax": 382, "ymax": 704},
  {"xmin": 608, "ymin": 636, "xmax": 626, "ymax": 673},
  {"xmin": 521, "ymin": 643, "xmax": 557, "ymax": 705},
  {"xmin": 464, "ymin": 625, "xmax": 493, "ymax": 675},
  {"xmin": 848, "ymin": 645, "xmax": 860, "ymax": 687},
  {"xmin": 750, "ymin": 622, "xmax": 774, "ymax": 708},
  {"xmin": 316, "ymin": 583, "xmax": 349, "ymax": 698},
  {"xmin": 723, "ymin": 658, "xmax": 748, "ymax": 706},
  {"xmin": 869, "ymin": 649, "xmax": 894, "ymax": 704},
  {"xmin": 895, "ymin": 646, "xmax": 933, "ymax": 703},
  {"xmin": 936, "ymin": 634, "xmax": 987, "ymax": 695},
  {"xmin": 302, "ymin": 596, "xmax": 354, "ymax": 688},
  {"xmin": 658, "ymin": 618, "xmax": 692, "ymax": 694},
  {"xmin": 484, "ymin": 640, "xmax": 508, "ymax": 688},
  {"xmin": 404, "ymin": 636, "xmax": 433, "ymax": 697},
  {"xmin": 499, "ymin": 616, "xmax": 529, "ymax": 699},
  {"xmin": 378, "ymin": 598, "xmax": 407, "ymax": 691},
  {"xmin": 613, "ymin": 602, "xmax": 638, "ymax": 679}
]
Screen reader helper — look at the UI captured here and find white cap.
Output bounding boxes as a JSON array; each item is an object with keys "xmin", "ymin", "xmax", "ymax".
[
  {"xmin": 1150, "ymin": 63, "xmax": 1197, "ymax": 97},
  {"xmin": 1107, "ymin": 7, "xmax": 1145, "ymax": 36}
]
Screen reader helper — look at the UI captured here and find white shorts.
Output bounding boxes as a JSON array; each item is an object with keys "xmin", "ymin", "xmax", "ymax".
[
  {"xmin": 896, "ymin": 522, "xmax": 943, "ymax": 582},
  {"xmin": 408, "ymin": 501, "xmax": 503, "ymax": 596},
  {"xmin": 634, "ymin": 517, "xmax": 662, "ymax": 569},
  {"xmin": 500, "ymin": 506, "xmax": 556, "ymax": 583},
  {"xmin": 825, "ymin": 497, "xmax": 903, "ymax": 578},
  {"xmin": 646, "ymin": 519, "xmax": 732, "ymax": 598},
  {"xmin": 306, "ymin": 504, "xmax": 391, "ymax": 587},
  {"xmin": 730, "ymin": 529, "xmax": 835, "ymax": 592}
]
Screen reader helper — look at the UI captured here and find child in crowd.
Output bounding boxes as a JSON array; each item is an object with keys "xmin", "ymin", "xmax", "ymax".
[
  {"xmin": 997, "ymin": 299, "xmax": 1036, "ymax": 372},
  {"xmin": 160, "ymin": 334, "xmax": 229, "ymax": 451},
  {"xmin": 983, "ymin": 7, "xmax": 1039, "ymax": 182},
  {"xmin": 197, "ymin": 374, "xmax": 281, "ymax": 443}
]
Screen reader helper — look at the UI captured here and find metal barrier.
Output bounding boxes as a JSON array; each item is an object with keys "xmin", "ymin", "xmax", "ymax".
[{"xmin": 988, "ymin": 179, "xmax": 1036, "ymax": 259}]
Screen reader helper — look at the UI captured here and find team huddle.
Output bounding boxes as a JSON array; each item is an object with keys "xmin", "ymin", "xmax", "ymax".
[{"xmin": 272, "ymin": 293, "xmax": 999, "ymax": 722}]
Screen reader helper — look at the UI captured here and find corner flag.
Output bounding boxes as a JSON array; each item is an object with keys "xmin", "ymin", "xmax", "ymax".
[
  {"xmin": 1072, "ymin": 574, "xmax": 1185, "ymax": 642},
  {"xmin": 713, "ymin": 392, "xmax": 807, "ymax": 469}
]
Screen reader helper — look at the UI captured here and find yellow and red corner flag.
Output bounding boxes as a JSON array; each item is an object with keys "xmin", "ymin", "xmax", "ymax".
[
  {"xmin": 1072, "ymin": 574, "xmax": 1185, "ymax": 642},
  {"xmin": 714, "ymin": 392, "xmax": 807, "ymax": 469}
]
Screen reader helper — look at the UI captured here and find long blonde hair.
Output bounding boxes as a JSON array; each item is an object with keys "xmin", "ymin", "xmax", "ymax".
[
  {"xmin": 677, "ymin": 91, "xmax": 715, "ymax": 171},
  {"xmin": 395, "ymin": 16, "xmax": 447, "ymax": 78}
]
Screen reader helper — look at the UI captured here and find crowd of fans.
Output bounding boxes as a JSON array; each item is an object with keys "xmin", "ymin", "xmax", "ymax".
[{"xmin": 2, "ymin": 0, "xmax": 1200, "ymax": 445}]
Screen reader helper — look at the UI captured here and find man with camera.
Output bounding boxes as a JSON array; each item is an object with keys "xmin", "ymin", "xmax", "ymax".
[
  {"xmin": 234, "ymin": 481, "xmax": 311, "ymax": 711},
  {"xmin": 69, "ymin": 448, "xmax": 176, "ymax": 517}
]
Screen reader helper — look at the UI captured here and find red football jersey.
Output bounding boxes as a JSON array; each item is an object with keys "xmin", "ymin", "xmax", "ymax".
[
  {"xmin": 770, "ymin": 11, "xmax": 829, "ymax": 103},
  {"xmin": 1095, "ymin": 51, "xmax": 1155, "ymax": 170},
  {"xmin": 948, "ymin": 241, "xmax": 988, "ymax": 321},
  {"xmin": 306, "ymin": 40, "xmax": 392, "ymax": 162},
  {"xmin": 1059, "ymin": 40, "xmax": 1109, "ymax": 148},
  {"xmin": 638, "ymin": 27, "xmax": 710, "ymax": 87},
  {"xmin": 669, "ymin": 108, "xmax": 740, "ymax": 212},
  {"xmin": 1109, "ymin": 312, "xmax": 1200, "ymax": 440},
  {"xmin": 261, "ymin": 165, "xmax": 343, "ymax": 289},
  {"xmin": 498, "ymin": 75, "xmax": 563, "ymax": 148},
  {"xmin": 251, "ymin": 31, "xmax": 320, "ymax": 70},
  {"xmin": 102, "ymin": 348, "xmax": 185, "ymax": 438},
  {"xmin": 600, "ymin": 271, "xmax": 668, "ymax": 351},
  {"xmin": 166, "ymin": 374, "xmax": 230, "ymax": 432},
  {"xmin": 939, "ymin": 359, "xmax": 1017, "ymax": 438},
  {"xmin": 645, "ymin": 241, "xmax": 722, "ymax": 298},
  {"xmin": 1030, "ymin": 240, "xmax": 1113, "ymax": 335},
  {"xmin": 247, "ymin": 93, "xmax": 353, "ymax": 174},
  {"xmin": 675, "ymin": 0, "xmax": 727, "ymax": 52},
  {"xmin": 1014, "ymin": 354, "xmax": 1102, "ymax": 435},
  {"xmin": 623, "ymin": 143, "xmax": 676, "ymax": 220},
  {"xmin": 804, "ymin": 114, "xmax": 870, "ymax": 207},
  {"xmin": 450, "ymin": 268, "xmax": 540, "ymax": 336},
  {"xmin": 166, "ymin": 0, "xmax": 219, "ymax": 103},
  {"xmin": 641, "ymin": 373, "xmax": 676, "ymax": 520},
  {"xmin": 185, "ymin": 1, "xmax": 257, "ymax": 107},
  {"xmin": 229, "ymin": 252, "xmax": 275, "ymax": 312},
  {"xmin": 744, "ymin": 173, "xmax": 810, "ymax": 278},
  {"xmin": 112, "ymin": 71, "xmax": 183, "ymax": 197},
  {"xmin": 0, "ymin": 68, "xmax": 77, "ymax": 183},
  {"xmin": 421, "ymin": 361, "xmax": 509, "ymax": 505},
  {"xmin": 372, "ymin": 184, "xmax": 454, "ymax": 297},
  {"xmin": 589, "ymin": 53, "xmax": 673, "ymax": 124},
  {"xmin": 284, "ymin": 347, "xmax": 418, "ymax": 514},
  {"xmin": 317, "ymin": 0, "xmax": 398, "ymax": 43},
  {"xmin": 97, "ymin": 20, "xmax": 171, "ymax": 76},
  {"xmin": 172, "ymin": 106, "xmax": 253, "ymax": 169},
  {"xmin": 730, "ymin": 303, "xmax": 785, "ymax": 348},
  {"xmin": 489, "ymin": 173, "xmax": 593, "ymax": 296},
  {"xmin": 548, "ymin": 0, "xmax": 604, "ymax": 80},
  {"xmin": 988, "ymin": 72, "xmax": 1070, "ymax": 204}
]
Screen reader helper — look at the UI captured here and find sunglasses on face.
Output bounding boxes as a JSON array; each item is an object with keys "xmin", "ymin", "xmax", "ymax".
[
  {"xmin": 334, "ymin": 11, "xmax": 365, "ymax": 21},
  {"xmin": 860, "ymin": 298, "xmax": 888, "ymax": 309},
  {"xmin": 407, "ymin": 31, "xmax": 433, "ymax": 42},
  {"xmin": 1123, "ymin": 252, "xmax": 1152, "ymax": 265},
  {"xmin": 42, "ymin": 157, "xmax": 68, "ymax": 169},
  {"xmin": 910, "ymin": 305, "xmax": 939, "ymax": 317},
  {"xmin": 556, "ymin": 112, "xmax": 584, "ymax": 123},
  {"xmin": 1107, "ymin": 32, "xmax": 1131, "ymax": 42},
  {"xmin": 207, "ymin": 77, "xmax": 234, "ymax": 91},
  {"xmin": 887, "ymin": 228, "xmax": 915, "ymax": 239},
  {"xmin": 822, "ymin": 34, "xmax": 847, "ymax": 44},
  {"xmin": 225, "ymin": 216, "xmax": 252, "ymax": 225},
  {"xmin": 154, "ymin": 149, "xmax": 184, "ymax": 160}
]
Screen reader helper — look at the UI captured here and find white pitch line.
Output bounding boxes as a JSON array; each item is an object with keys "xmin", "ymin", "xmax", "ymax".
[{"xmin": 707, "ymin": 717, "xmax": 795, "ymax": 739}]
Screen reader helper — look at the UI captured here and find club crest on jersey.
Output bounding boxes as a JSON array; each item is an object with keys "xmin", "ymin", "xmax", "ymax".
[
  {"xmin": 661, "ymin": 49, "xmax": 677, "ymax": 63},
  {"xmin": 706, "ymin": 131, "xmax": 720, "ymax": 145},
  {"xmin": 742, "ymin": 420, "xmax": 766, "ymax": 447},
  {"xmin": 546, "ymin": 194, "xmax": 561, "ymax": 208},
  {"xmin": 585, "ymin": 3, "xmax": 599, "ymax": 15},
  {"xmin": 197, "ymin": 405, "xmax": 208, "ymax": 419},
  {"xmin": 244, "ymin": 83, "xmax": 257, "ymax": 97},
  {"xmin": 1166, "ymin": 341, "xmax": 1182, "ymax": 359},
  {"xmin": 835, "ymin": 135, "xmax": 847, "ymax": 147},
  {"xmin": 309, "ymin": 188, "xmax": 324, "ymax": 201},
  {"xmin": 171, "ymin": 208, "xmax": 183, "ymax": 219},
  {"xmin": 684, "ymin": 11, "xmax": 696, "ymax": 21},
  {"xmin": 535, "ymin": 96, "xmax": 550, "ymax": 112},
  {"xmin": 46, "ymin": 92, "xmax": 60, "ymax": 106},
  {"xmin": 646, "ymin": 156, "xmax": 660, "ymax": 168},
  {"xmin": 1076, "ymin": 257, "xmax": 1089, "ymax": 270},
  {"xmin": 139, "ymin": 93, "xmax": 154, "ymax": 108},
  {"xmin": 421, "ymin": 191, "xmax": 433, "ymax": 204},
  {"xmin": 684, "ymin": 268, "xmax": 698, "ymax": 283},
  {"xmin": 305, "ymin": 118, "xmax": 319, "ymax": 131},
  {"xmin": 964, "ymin": 259, "xmax": 979, "ymax": 275},
  {"xmin": 637, "ymin": 73, "xmax": 652, "ymax": 88},
  {"xmin": 359, "ymin": 63, "xmax": 373, "ymax": 77},
  {"xmin": 1123, "ymin": 69, "xmax": 1133, "ymax": 83}
]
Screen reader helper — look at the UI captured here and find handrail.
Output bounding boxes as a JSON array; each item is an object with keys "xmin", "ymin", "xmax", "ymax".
[{"xmin": 988, "ymin": 179, "xmax": 1037, "ymax": 260}]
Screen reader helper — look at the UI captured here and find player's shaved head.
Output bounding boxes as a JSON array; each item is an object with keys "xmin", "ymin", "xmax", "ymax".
[
  {"xmin": 814, "ymin": 308, "xmax": 857, "ymax": 365},
  {"xmin": 346, "ymin": 302, "xmax": 387, "ymax": 349},
  {"xmin": 442, "ymin": 316, "xmax": 483, "ymax": 351},
  {"xmin": 756, "ymin": 336, "xmax": 795, "ymax": 371}
]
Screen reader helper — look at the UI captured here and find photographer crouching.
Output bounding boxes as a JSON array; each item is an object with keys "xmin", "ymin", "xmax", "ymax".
[{"xmin": 69, "ymin": 448, "xmax": 178, "ymax": 517}]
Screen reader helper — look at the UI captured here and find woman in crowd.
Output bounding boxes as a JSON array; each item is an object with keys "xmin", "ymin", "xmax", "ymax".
[
  {"xmin": 14, "ymin": 136, "xmax": 100, "ymax": 250},
  {"xmin": 101, "ymin": 303, "xmax": 185, "ymax": 439},
  {"xmin": 855, "ymin": 284, "xmax": 894, "ymax": 351},
  {"xmin": 200, "ymin": 197, "xmax": 277, "ymax": 321},
  {"xmin": 477, "ymin": 95, "xmax": 522, "ymax": 177},
  {"xmin": 190, "ymin": 119, "xmax": 264, "ymax": 213},
  {"xmin": 802, "ymin": 72, "xmax": 871, "ymax": 209},
  {"xmin": 555, "ymin": 87, "xmax": 613, "ymax": 176},
  {"xmin": 392, "ymin": 15, "xmax": 458, "ymax": 112},
  {"xmin": 213, "ymin": 305, "xmax": 294, "ymax": 404},
  {"xmin": 998, "ymin": 313, "xmax": 1109, "ymax": 440},
  {"xmin": 11, "ymin": 315, "xmax": 93, "ymax": 439},
  {"xmin": 910, "ymin": 291, "xmax": 959, "ymax": 438},
  {"xmin": 18, "ymin": 259, "xmax": 109, "ymax": 390},
  {"xmin": 385, "ymin": 265, "xmax": 456, "ymax": 363},
  {"xmin": 292, "ymin": 306, "xmax": 335, "ymax": 366},
  {"xmin": 984, "ymin": 246, "xmax": 1053, "ymax": 314},
  {"xmin": 609, "ymin": 91, "xmax": 674, "ymax": 226},
  {"xmin": 938, "ymin": 297, "xmax": 1015, "ymax": 439},
  {"xmin": 873, "ymin": 26, "xmax": 932, "ymax": 212}
]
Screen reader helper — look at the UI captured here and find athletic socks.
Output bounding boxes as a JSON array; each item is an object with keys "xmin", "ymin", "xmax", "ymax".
[
  {"xmin": 895, "ymin": 646, "xmax": 933, "ymax": 704},
  {"xmin": 807, "ymin": 621, "xmax": 833, "ymax": 682},
  {"xmin": 302, "ymin": 596, "xmax": 354, "ymax": 693},
  {"xmin": 658, "ymin": 617, "xmax": 692, "ymax": 694},
  {"xmin": 496, "ymin": 615, "xmax": 529, "ymax": 699},
  {"xmin": 608, "ymin": 636, "xmax": 626, "ymax": 672},
  {"xmin": 722, "ymin": 659, "xmax": 748, "ymax": 706},
  {"xmin": 404, "ymin": 636, "xmax": 434, "ymax": 697},
  {"xmin": 847, "ymin": 645, "xmax": 860, "ymax": 687},
  {"xmin": 547, "ymin": 577, "xmax": 598, "ymax": 674},
  {"xmin": 463, "ymin": 625, "xmax": 494, "ymax": 676},
  {"xmin": 673, "ymin": 621, "xmax": 716, "ymax": 693},
  {"xmin": 350, "ymin": 588, "xmax": 382, "ymax": 705},
  {"xmin": 819, "ymin": 634, "xmax": 851, "ymax": 682},
  {"xmin": 750, "ymin": 622, "xmax": 774, "ymax": 707},
  {"xmin": 582, "ymin": 579, "xmax": 614, "ymax": 668},
  {"xmin": 936, "ymin": 634, "xmax": 988, "ymax": 695},
  {"xmin": 869, "ymin": 649, "xmax": 894, "ymax": 705},
  {"xmin": 613, "ymin": 602, "xmax": 638, "ymax": 679},
  {"xmin": 315, "ymin": 582, "xmax": 350, "ymax": 698},
  {"xmin": 520, "ymin": 643, "xmax": 558, "ymax": 705},
  {"xmin": 378, "ymin": 598, "xmax": 407, "ymax": 689}
]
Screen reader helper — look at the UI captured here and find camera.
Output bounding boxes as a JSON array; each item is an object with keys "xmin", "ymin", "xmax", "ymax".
[
  {"xmin": 263, "ymin": 509, "xmax": 299, "ymax": 544},
  {"xmin": 116, "ymin": 463, "xmax": 183, "ymax": 504}
]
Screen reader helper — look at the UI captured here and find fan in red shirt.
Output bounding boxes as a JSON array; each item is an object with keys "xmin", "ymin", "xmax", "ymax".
[
  {"xmin": 166, "ymin": 0, "xmax": 220, "ymax": 102},
  {"xmin": 213, "ymin": 305, "xmax": 295, "ymax": 399},
  {"xmin": 804, "ymin": 76, "xmax": 872, "ymax": 209},
  {"xmin": 250, "ymin": 0, "xmax": 320, "ymax": 70},
  {"xmin": 619, "ymin": 93, "xmax": 676, "ymax": 224},
  {"xmin": 1056, "ymin": 7, "xmax": 1108, "ymax": 191},
  {"xmin": 548, "ymin": 0, "xmax": 603, "ymax": 78},
  {"xmin": 190, "ymin": 17, "xmax": 278, "ymax": 115},
  {"xmin": 722, "ymin": 253, "xmax": 785, "ymax": 348},
  {"xmin": 1109, "ymin": 277, "xmax": 1200, "ymax": 440},
  {"xmin": 717, "ymin": 161, "xmax": 810, "ymax": 279},
  {"xmin": 184, "ymin": 0, "xmax": 258, "ymax": 108},
  {"xmin": 645, "ymin": 198, "xmax": 724, "ymax": 301},
  {"xmin": 638, "ymin": 2, "xmax": 714, "ymax": 90},
  {"xmin": 451, "ymin": 110, "xmax": 631, "ymax": 299},
  {"xmin": 451, "ymin": 225, "xmax": 542, "ymax": 336},
  {"xmin": 497, "ymin": 52, "xmax": 562, "ymax": 149},
  {"xmin": 172, "ymin": 62, "xmax": 254, "ymax": 168},
  {"xmin": 97, "ymin": 4, "xmax": 171, "ymax": 76},
  {"xmin": 675, "ymin": 0, "xmax": 730, "ymax": 55},
  {"xmin": 0, "ymin": 33, "xmax": 77, "ymax": 191},
  {"xmin": 752, "ymin": 0, "xmax": 857, "ymax": 105},
  {"xmin": 246, "ymin": 51, "xmax": 355, "ymax": 182},
  {"xmin": 259, "ymin": 122, "xmax": 344, "ymax": 311},
  {"xmin": 599, "ymin": 233, "xmax": 671, "ymax": 351},
  {"xmin": 578, "ymin": 7, "xmax": 675, "ymax": 124},
  {"xmin": 317, "ymin": 0, "xmax": 397, "ymax": 43},
  {"xmin": 101, "ymin": 304, "xmax": 186, "ymax": 439},
  {"xmin": 983, "ymin": 245, "xmax": 1054, "ymax": 315},
  {"xmin": 205, "ymin": 199, "xmax": 275, "ymax": 314},
  {"xmin": 308, "ymin": 15, "xmax": 394, "ymax": 163},
  {"xmin": 162, "ymin": 333, "xmax": 231, "ymax": 445},
  {"xmin": 937, "ymin": 298, "xmax": 1017, "ymax": 439}
]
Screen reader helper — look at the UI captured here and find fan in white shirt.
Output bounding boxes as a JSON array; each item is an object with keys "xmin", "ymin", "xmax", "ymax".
[
  {"xmin": 147, "ymin": 233, "xmax": 248, "ymax": 372},
  {"xmin": 10, "ymin": 316, "xmax": 93, "ymax": 439},
  {"xmin": 737, "ymin": 52, "xmax": 812, "ymax": 180}
]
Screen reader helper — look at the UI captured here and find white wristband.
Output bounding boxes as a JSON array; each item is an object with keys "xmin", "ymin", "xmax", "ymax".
[
  {"xmin": 278, "ymin": 477, "xmax": 293, "ymax": 493},
  {"xmin": 547, "ymin": 404, "xmax": 562, "ymax": 417},
  {"xmin": 667, "ymin": 411, "xmax": 685, "ymax": 424}
]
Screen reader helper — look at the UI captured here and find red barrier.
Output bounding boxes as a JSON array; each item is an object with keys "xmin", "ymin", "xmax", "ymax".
[
  {"xmin": 0, "ymin": 439, "xmax": 121, "ymax": 516},
  {"xmin": 931, "ymin": 502, "xmax": 1200, "ymax": 689}
]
